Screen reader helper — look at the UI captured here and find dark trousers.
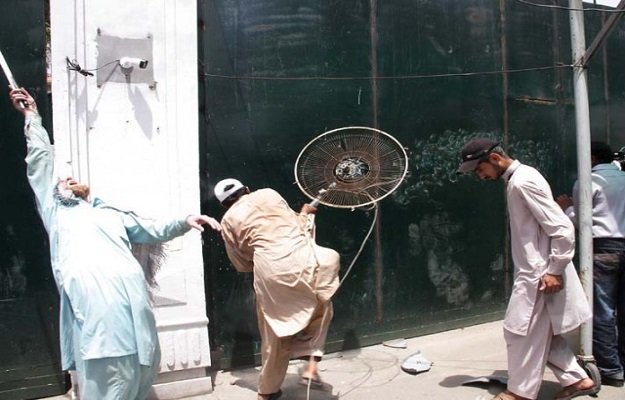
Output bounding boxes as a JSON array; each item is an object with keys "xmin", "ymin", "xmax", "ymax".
[{"xmin": 593, "ymin": 238, "xmax": 625, "ymax": 380}]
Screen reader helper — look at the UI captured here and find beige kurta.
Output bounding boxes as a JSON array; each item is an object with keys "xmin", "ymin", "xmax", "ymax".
[{"xmin": 220, "ymin": 188, "xmax": 340, "ymax": 338}]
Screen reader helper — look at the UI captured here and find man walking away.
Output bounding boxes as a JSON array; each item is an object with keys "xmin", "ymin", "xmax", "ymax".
[{"xmin": 458, "ymin": 138, "xmax": 597, "ymax": 400}]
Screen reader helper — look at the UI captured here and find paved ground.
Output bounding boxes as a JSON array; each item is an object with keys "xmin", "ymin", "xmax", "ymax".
[{"xmin": 43, "ymin": 320, "xmax": 623, "ymax": 400}]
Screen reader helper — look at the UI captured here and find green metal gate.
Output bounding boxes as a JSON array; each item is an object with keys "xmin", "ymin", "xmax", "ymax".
[{"xmin": 197, "ymin": 0, "xmax": 625, "ymax": 368}]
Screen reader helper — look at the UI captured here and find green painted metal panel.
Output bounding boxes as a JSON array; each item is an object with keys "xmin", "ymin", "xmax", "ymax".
[
  {"xmin": 198, "ymin": 0, "xmax": 625, "ymax": 369},
  {"xmin": 0, "ymin": 0, "xmax": 68, "ymax": 398}
]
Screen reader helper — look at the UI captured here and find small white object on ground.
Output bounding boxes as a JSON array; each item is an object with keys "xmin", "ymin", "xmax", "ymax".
[
  {"xmin": 382, "ymin": 338, "xmax": 408, "ymax": 349},
  {"xmin": 400, "ymin": 350, "xmax": 433, "ymax": 374}
]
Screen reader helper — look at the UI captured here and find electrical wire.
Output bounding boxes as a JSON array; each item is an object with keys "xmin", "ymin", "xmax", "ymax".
[
  {"xmin": 81, "ymin": 59, "xmax": 120, "ymax": 72},
  {"xmin": 201, "ymin": 64, "xmax": 573, "ymax": 82},
  {"xmin": 515, "ymin": 0, "xmax": 625, "ymax": 12},
  {"xmin": 339, "ymin": 202, "xmax": 379, "ymax": 287},
  {"xmin": 301, "ymin": 202, "xmax": 378, "ymax": 400},
  {"xmin": 66, "ymin": 57, "xmax": 120, "ymax": 76},
  {"xmin": 307, "ymin": 183, "xmax": 380, "ymax": 286}
]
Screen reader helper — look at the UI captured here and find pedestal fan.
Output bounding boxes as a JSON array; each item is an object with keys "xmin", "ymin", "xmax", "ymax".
[
  {"xmin": 294, "ymin": 126, "xmax": 408, "ymax": 285},
  {"xmin": 295, "ymin": 126, "xmax": 408, "ymax": 209}
]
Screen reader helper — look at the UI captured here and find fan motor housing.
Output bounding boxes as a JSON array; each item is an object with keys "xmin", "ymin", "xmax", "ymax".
[{"xmin": 334, "ymin": 156, "xmax": 371, "ymax": 183}]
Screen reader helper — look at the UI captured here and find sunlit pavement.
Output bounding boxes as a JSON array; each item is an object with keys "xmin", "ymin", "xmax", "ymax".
[{"xmin": 43, "ymin": 320, "xmax": 623, "ymax": 400}]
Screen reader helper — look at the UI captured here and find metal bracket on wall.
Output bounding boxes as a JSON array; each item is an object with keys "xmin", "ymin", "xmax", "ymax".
[{"xmin": 96, "ymin": 30, "xmax": 154, "ymax": 87}]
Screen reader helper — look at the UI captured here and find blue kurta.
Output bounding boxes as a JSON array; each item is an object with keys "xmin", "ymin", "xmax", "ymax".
[{"xmin": 24, "ymin": 115, "xmax": 190, "ymax": 370}]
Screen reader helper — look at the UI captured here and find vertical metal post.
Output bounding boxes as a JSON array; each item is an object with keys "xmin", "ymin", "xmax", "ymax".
[
  {"xmin": 499, "ymin": 0, "xmax": 512, "ymax": 300},
  {"xmin": 369, "ymin": 0, "xmax": 384, "ymax": 323},
  {"xmin": 568, "ymin": 0, "xmax": 594, "ymax": 359},
  {"xmin": 600, "ymin": 10, "xmax": 611, "ymax": 144}
]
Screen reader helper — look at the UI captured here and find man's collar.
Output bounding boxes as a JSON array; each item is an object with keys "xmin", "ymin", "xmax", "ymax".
[
  {"xmin": 502, "ymin": 159, "xmax": 521, "ymax": 182},
  {"xmin": 592, "ymin": 163, "xmax": 619, "ymax": 172}
]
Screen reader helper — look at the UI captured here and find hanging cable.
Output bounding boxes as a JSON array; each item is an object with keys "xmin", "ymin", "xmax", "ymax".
[
  {"xmin": 339, "ymin": 203, "xmax": 379, "ymax": 287},
  {"xmin": 301, "ymin": 202, "xmax": 378, "ymax": 400},
  {"xmin": 66, "ymin": 57, "xmax": 121, "ymax": 77},
  {"xmin": 514, "ymin": 0, "xmax": 625, "ymax": 12},
  {"xmin": 201, "ymin": 64, "xmax": 573, "ymax": 82}
]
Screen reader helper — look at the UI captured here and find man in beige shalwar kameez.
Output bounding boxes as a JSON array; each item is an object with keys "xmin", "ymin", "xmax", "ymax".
[
  {"xmin": 458, "ymin": 139, "xmax": 597, "ymax": 400},
  {"xmin": 214, "ymin": 179, "xmax": 340, "ymax": 400}
]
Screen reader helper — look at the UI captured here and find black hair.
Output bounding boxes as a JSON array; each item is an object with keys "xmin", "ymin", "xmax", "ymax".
[
  {"xmin": 489, "ymin": 145, "xmax": 508, "ymax": 158},
  {"xmin": 590, "ymin": 142, "xmax": 614, "ymax": 164},
  {"xmin": 221, "ymin": 186, "xmax": 249, "ymax": 209}
]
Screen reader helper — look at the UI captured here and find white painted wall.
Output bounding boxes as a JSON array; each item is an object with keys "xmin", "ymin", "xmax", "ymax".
[{"xmin": 49, "ymin": 1, "xmax": 212, "ymax": 398}]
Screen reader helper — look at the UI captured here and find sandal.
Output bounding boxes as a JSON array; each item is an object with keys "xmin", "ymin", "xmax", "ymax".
[
  {"xmin": 553, "ymin": 384, "xmax": 598, "ymax": 399},
  {"xmin": 258, "ymin": 389, "xmax": 282, "ymax": 400},
  {"xmin": 490, "ymin": 391, "xmax": 524, "ymax": 400}
]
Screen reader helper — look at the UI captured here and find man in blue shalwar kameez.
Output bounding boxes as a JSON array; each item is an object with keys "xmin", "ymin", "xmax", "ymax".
[{"xmin": 9, "ymin": 88, "xmax": 222, "ymax": 400}]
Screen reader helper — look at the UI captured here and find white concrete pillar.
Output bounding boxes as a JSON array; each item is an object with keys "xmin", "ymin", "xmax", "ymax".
[{"xmin": 49, "ymin": 1, "xmax": 212, "ymax": 398}]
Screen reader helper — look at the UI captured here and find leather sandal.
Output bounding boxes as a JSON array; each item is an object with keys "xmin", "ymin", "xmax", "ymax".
[
  {"xmin": 553, "ymin": 384, "xmax": 599, "ymax": 400},
  {"xmin": 258, "ymin": 389, "xmax": 282, "ymax": 400},
  {"xmin": 490, "ymin": 391, "xmax": 524, "ymax": 400}
]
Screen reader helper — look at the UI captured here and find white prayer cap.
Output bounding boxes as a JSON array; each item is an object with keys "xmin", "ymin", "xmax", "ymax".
[{"xmin": 214, "ymin": 178, "xmax": 244, "ymax": 202}]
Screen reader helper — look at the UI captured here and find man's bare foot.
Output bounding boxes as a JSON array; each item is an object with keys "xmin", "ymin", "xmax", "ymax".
[
  {"xmin": 554, "ymin": 378, "xmax": 598, "ymax": 399},
  {"xmin": 490, "ymin": 390, "xmax": 531, "ymax": 400},
  {"xmin": 573, "ymin": 377, "xmax": 596, "ymax": 390},
  {"xmin": 301, "ymin": 359, "xmax": 319, "ymax": 380}
]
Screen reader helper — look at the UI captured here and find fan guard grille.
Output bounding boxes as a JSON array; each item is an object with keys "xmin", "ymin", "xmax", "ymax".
[{"xmin": 295, "ymin": 126, "xmax": 408, "ymax": 208}]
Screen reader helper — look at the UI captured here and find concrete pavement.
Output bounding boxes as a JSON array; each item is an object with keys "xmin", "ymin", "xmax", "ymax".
[{"xmin": 43, "ymin": 320, "xmax": 623, "ymax": 400}]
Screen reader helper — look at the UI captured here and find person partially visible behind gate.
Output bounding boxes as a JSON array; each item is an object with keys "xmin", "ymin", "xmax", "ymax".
[{"xmin": 557, "ymin": 141, "xmax": 625, "ymax": 388}]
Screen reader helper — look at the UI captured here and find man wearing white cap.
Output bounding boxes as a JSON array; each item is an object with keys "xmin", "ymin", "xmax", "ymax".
[
  {"xmin": 214, "ymin": 178, "xmax": 340, "ymax": 400},
  {"xmin": 457, "ymin": 138, "xmax": 596, "ymax": 400}
]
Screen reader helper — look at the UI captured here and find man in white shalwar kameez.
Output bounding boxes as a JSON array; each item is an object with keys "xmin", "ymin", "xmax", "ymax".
[
  {"xmin": 9, "ymin": 88, "xmax": 222, "ymax": 400},
  {"xmin": 214, "ymin": 178, "xmax": 340, "ymax": 400},
  {"xmin": 458, "ymin": 138, "xmax": 597, "ymax": 400}
]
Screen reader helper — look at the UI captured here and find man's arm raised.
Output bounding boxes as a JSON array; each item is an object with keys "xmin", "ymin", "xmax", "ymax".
[{"xmin": 9, "ymin": 88, "xmax": 56, "ymax": 224}]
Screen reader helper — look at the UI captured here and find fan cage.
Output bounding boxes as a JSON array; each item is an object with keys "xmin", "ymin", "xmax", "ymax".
[{"xmin": 294, "ymin": 126, "xmax": 408, "ymax": 209}]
